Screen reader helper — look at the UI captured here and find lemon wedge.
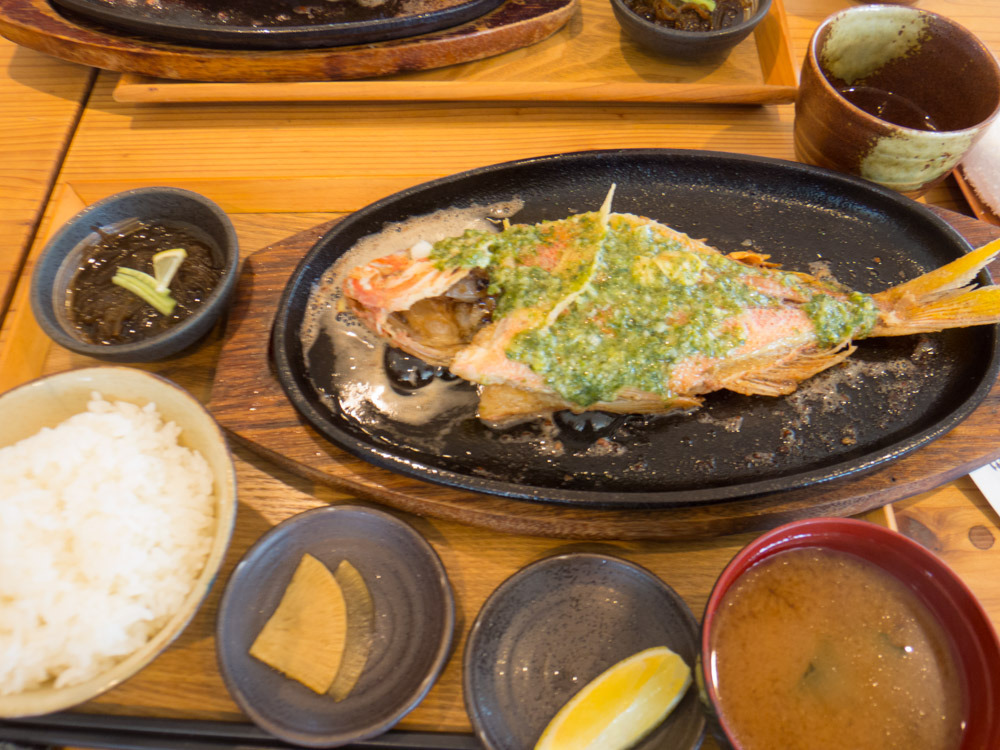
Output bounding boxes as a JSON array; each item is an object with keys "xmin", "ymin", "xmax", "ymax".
[
  {"xmin": 533, "ymin": 646, "xmax": 692, "ymax": 750},
  {"xmin": 249, "ymin": 553, "xmax": 348, "ymax": 694},
  {"xmin": 152, "ymin": 247, "xmax": 187, "ymax": 293}
]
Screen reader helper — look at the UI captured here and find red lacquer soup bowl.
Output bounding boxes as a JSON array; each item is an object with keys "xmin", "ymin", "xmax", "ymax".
[{"xmin": 701, "ymin": 517, "xmax": 1000, "ymax": 750}]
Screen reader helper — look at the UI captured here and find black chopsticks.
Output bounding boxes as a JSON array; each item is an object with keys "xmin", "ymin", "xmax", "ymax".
[{"xmin": 0, "ymin": 714, "xmax": 480, "ymax": 750}]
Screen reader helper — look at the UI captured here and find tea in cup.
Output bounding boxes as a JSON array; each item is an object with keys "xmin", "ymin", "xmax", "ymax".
[{"xmin": 794, "ymin": 5, "xmax": 1000, "ymax": 198}]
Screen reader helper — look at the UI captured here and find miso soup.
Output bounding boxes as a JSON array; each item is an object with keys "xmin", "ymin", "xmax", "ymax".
[{"xmin": 708, "ymin": 547, "xmax": 964, "ymax": 750}]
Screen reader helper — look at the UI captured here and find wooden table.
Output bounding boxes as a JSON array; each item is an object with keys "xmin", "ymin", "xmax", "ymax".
[
  {"xmin": 1, "ymin": 0, "xmax": 1000, "ymax": 747},
  {"xmin": 0, "ymin": 37, "xmax": 93, "ymax": 323}
]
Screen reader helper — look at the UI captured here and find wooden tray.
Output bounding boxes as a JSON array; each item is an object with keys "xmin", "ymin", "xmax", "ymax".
[
  {"xmin": 0, "ymin": 181, "xmax": 978, "ymax": 750},
  {"xmin": 0, "ymin": 0, "xmax": 576, "ymax": 82},
  {"xmin": 102, "ymin": 0, "xmax": 800, "ymax": 101},
  {"xmin": 2, "ymin": 0, "xmax": 797, "ymax": 98},
  {"xmin": 208, "ymin": 207, "xmax": 1000, "ymax": 541}
]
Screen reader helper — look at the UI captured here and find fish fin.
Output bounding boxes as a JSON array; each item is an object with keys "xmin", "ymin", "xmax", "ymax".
[
  {"xmin": 606, "ymin": 388, "xmax": 703, "ymax": 414},
  {"xmin": 477, "ymin": 384, "xmax": 702, "ymax": 426},
  {"xmin": 347, "ymin": 299, "xmax": 465, "ymax": 367},
  {"xmin": 724, "ymin": 344, "xmax": 855, "ymax": 397},
  {"xmin": 727, "ymin": 250, "xmax": 781, "ymax": 268},
  {"xmin": 477, "ymin": 385, "xmax": 572, "ymax": 426},
  {"xmin": 871, "ymin": 238, "xmax": 1000, "ymax": 336}
]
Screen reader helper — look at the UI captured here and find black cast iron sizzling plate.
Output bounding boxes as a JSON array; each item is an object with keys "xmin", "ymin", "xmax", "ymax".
[
  {"xmin": 49, "ymin": 0, "xmax": 505, "ymax": 49},
  {"xmin": 272, "ymin": 149, "xmax": 1000, "ymax": 508}
]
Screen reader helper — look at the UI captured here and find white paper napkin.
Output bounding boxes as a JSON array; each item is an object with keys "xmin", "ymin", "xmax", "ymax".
[
  {"xmin": 969, "ymin": 460, "xmax": 1000, "ymax": 520},
  {"xmin": 961, "ymin": 102, "xmax": 1000, "ymax": 216}
]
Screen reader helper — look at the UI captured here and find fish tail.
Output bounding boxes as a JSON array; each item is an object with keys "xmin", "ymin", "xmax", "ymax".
[{"xmin": 871, "ymin": 238, "xmax": 1000, "ymax": 336}]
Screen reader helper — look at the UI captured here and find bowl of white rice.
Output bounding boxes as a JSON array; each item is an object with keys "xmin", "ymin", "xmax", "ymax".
[{"xmin": 0, "ymin": 366, "xmax": 237, "ymax": 717}]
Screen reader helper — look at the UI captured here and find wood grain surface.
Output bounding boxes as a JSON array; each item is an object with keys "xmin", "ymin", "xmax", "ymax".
[
  {"xmin": 0, "ymin": 38, "xmax": 92, "ymax": 329},
  {"xmin": 107, "ymin": 0, "xmax": 796, "ymax": 103},
  {"xmin": 0, "ymin": 0, "xmax": 577, "ymax": 82}
]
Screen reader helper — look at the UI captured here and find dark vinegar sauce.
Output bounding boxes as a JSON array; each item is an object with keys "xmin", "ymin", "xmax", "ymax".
[
  {"xmin": 623, "ymin": 0, "xmax": 751, "ymax": 32},
  {"xmin": 67, "ymin": 219, "xmax": 223, "ymax": 345}
]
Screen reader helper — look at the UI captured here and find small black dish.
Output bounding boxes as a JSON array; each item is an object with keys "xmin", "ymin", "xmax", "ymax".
[
  {"xmin": 463, "ymin": 552, "xmax": 704, "ymax": 750},
  {"xmin": 216, "ymin": 504, "xmax": 455, "ymax": 748},
  {"xmin": 610, "ymin": 0, "xmax": 772, "ymax": 61},
  {"xmin": 30, "ymin": 187, "xmax": 239, "ymax": 363}
]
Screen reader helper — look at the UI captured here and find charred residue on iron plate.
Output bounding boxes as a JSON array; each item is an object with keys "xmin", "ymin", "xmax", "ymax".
[{"xmin": 66, "ymin": 217, "xmax": 223, "ymax": 345}]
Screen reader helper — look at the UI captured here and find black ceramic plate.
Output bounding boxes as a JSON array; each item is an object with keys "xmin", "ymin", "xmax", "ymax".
[
  {"xmin": 216, "ymin": 505, "xmax": 454, "ymax": 748},
  {"xmin": 49, "ymin": 0, "xmax": 505, "ymax": 50},
  {"xmin": 272, "ymin": 149, "xmax": 1000, "ymax": 508},
  {"xmin": 463, "ymin": 552, "xmax": 704, "ymax": 750}
]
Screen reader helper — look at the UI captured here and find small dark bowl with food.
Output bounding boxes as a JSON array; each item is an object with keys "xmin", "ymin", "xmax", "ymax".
[
  {"xmin": 610, "ymin": 0, "xmax": 771, "ymax": 62},
  {"xmin": 701, "ymin": 517, "xmax": 1000, "ymax": 750},
  {"xmin": 30, "ymin": 187, "xmax": 239, "ymax": 362}
]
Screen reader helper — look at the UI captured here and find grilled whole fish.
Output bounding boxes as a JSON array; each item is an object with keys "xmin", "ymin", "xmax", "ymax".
[{"xmin": 343, "ymin": 191, "xmax": 1000, "ymax": 425}]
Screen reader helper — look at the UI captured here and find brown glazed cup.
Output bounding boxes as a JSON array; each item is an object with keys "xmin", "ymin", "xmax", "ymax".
[{"xmin": 794, "ymin": 5, "xmax": 1000, "ymax": 198}]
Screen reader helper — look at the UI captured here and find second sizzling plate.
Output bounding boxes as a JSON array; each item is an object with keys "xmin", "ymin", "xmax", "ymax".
[
  {"xmin": 49, "ymin": 0, "xmax": 507, "ymax": 49},
  {"xmin": 271, "ymin": 149, "xmax": 1000, "ymax": 508}
]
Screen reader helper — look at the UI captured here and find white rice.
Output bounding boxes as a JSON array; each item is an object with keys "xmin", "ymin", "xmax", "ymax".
[{"xmin": 0, "ymin": 393, "xmax": 216, "ymax": 694}]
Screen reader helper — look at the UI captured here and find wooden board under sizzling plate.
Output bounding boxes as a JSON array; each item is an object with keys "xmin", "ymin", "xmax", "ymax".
[
  {"xmin": 208, "ymin": 207, "xmax": 1000, "ymax": 541},
  {"xmin": 0, "ymin": 0, "xmax": 575, "ymax": 82}
]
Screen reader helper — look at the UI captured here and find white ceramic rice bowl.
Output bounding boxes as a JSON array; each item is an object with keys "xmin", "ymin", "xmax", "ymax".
[{"xmin": 0, "ymin": 366, "xmax": 237, "ymax": 717}]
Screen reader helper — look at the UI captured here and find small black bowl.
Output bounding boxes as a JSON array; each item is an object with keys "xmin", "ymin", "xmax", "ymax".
[
  {"xmin": 30, "ymin": 187, "xmax": 239, "ymax": 363},
  {"xmin": 610, "ymin": 0, "xmax": 772, "ymax": 62},
  {"xmin": 216, "ymin": 504, "xmax": 455, "ymax": 747}
]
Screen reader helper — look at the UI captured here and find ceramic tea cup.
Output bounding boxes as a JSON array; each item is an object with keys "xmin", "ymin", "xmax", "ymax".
[{"xmin": 794, "ymin": 5, "xmax": 1000, "ymax": 198}]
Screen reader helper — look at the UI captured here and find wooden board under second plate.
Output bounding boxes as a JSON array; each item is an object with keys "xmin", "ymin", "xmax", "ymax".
[{"xmin": 0, "ymin": 0, "xmax": 575, "ymax": 81}]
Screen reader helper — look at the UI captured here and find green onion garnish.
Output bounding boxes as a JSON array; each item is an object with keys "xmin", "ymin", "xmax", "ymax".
[{"xmin": 112, "ymin": 267, "xmax": 177, "ymax": 315}]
